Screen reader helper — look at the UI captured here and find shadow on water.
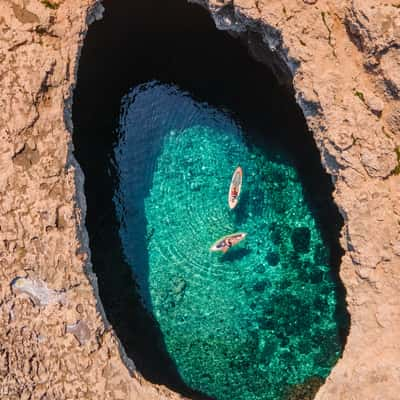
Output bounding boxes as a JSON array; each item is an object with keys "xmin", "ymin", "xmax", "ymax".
[
  {"xmin": 233, "ymin": 191, "xmax": 250, "ymax": 225},
  {"xmin": 112, "ymin": 91, "xmax": 167, "ymax": 311},
  {"xmin": 221, "ymin": 248, "xmax": 252, "ymax": 263},
  {"xmin": 72, "ymin": 0, "xmax": 350, "ymax": 397}
]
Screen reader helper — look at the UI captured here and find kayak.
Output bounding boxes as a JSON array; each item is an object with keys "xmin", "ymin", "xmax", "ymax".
[
  {"xmin": 228, "ymin": 166, "xmax": 243, "ymax": 209},
  {"xmin": 210, "ymin": 232, "xmax": 247, "ymax": 253}
]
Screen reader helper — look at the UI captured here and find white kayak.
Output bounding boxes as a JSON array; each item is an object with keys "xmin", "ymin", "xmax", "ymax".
[
  {"xmin": 210, "ymin": 232, "xmax": 247, "ymax": 253},
  {"xmin": 228, "ymin": 166, "xmax": 243, "ymax": 209}
]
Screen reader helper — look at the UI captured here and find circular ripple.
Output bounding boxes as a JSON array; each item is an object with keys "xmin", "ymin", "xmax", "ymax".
[{"xmin": 114, "ymin": 82, "xmax": 342, "ymax": 400}]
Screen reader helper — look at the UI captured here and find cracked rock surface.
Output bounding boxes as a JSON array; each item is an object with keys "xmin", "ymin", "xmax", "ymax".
[{"xmin": 1, "ymin": 0, "xmax": 399, "ymax": 399}]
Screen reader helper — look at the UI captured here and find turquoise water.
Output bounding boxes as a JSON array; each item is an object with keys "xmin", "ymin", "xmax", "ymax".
[{"xmin": 114, "ymin": 82, "xmax": 342, "ymax": 400}]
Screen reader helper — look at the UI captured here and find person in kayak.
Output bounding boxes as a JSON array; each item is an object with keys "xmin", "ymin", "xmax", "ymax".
[
  {"xmin": 231, "ymin": 186, "xmax": 239, "ymax": 200},
  {"xmin": 217, "ymin": 238, "xmax": 233, "ymax": 253}
]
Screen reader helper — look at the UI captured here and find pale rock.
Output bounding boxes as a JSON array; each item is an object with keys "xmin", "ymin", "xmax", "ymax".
[
  {"xmin": 66, "ymin": 320, "xmax": 91, "ymax": 346},
  {"xmin": 11, "ymin": 277, "xmax": 66, "ymax": 307},
  {"xmin": 365, "ymin": 92, "xmax": 385, "ymax": 116},
  {"xmin": 381, "ymin": 48, "xmax": 400, "ymax": 98}
]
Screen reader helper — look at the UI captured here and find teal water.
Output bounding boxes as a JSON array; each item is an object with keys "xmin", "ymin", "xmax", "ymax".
[{"xmin": 114, "ymin": 82, "xmax": 342, "ymax": 400}]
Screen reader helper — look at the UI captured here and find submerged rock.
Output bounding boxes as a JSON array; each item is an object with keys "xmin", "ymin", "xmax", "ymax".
[
  {"xmin": 266, "ymin": 251, "xmax": 280, "ymax": 266},
  {"xmin": 253, "ymin": 281, "xmax": 266, "ymax": 293},
  {"xmin": 173, "ymin": 278, "xmax": 187, "ymax": 295},
  {"xmin": 291, "ymin": 227, "xmax": 311, "ymax": 254},
  {"xmin": 284, "ymin": 376, "xmax": 325, "ymax": 400},
  {"xmin": 269, "ymin": 223, "xmax": 282, "ymax": 245}
]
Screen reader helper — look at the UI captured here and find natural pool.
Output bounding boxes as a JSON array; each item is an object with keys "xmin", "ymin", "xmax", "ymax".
[
  {"xmin": 113, "ymin": 81, "xmax": 343, "ymax": 400},
  {"xmin": 72, "ymin": 0, "xmax": 349, "ymax": 396}
]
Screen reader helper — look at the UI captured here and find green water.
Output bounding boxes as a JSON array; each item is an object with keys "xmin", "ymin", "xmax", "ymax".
[{"xmin": 114, "ymin": 82, "xmax": 342, "ymax": 400}]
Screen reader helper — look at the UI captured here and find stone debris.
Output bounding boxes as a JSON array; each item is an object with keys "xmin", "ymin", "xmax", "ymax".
[
  {"xmin": 364, "ymin": 92, "xmax": 385, "ymax": 116},
  {"xmin": 381, "ymin": 48, "xmax": 400, "ymax": 98},
  {"xmin": 66, "ymin": 320, "xmax": 91, "ymax": 345},
  {"xmin": 11, "ymin": 277, "xmax": 66, "ymax": 307},
  {"xmin": 387, "ymin": 107, "xmax": 400, "ymax": 135}
]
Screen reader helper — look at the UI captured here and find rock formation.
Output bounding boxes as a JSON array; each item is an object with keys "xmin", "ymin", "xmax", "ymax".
[{"xmin": 0, "ymin": 0, "xmax": 399, "ymax": 399}]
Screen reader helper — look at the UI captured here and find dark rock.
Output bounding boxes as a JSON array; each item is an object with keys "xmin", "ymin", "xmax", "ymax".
[
  {"xmin": 269, "ymin": 223, "xmax": 282, "ymax": 245},
  {"xmin": 285, "ymin": 376, "xmax": 325, "ymax": 400},
  {"xmin": 291, "ymin": 227, "xmax": 311, "ymax": 253},
  {"xmin": 266, "ymin": 251, "xmax": 280, "ymax": 266},
  {"xmin": 310, "ymin": 268, "xmax": 324, "ymax": 284},
  {"xmin": 254, "ymin": 281, "xmax": 267, "ymax": 293},
  {"xmin": 257, "ymin": 316, "xmax": 274, "ymax": 330}
]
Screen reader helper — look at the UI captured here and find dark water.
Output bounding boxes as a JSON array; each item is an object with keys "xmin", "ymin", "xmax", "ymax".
[{"xmin": 72, "ymin": 0, "xmax": 349, "ymax": 399}]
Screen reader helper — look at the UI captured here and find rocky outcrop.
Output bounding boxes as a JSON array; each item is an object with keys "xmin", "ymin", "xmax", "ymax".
[
  {"xmin": 189, "ymin": 1, "xmax": 400, "ymax": 399},
  {"xmin": 1, "ymin": 0, "xmax": 399, "ymax": 399},
  {"xmin": 0, "ymin": 1, "xmax": 182, "ymax": 398}
]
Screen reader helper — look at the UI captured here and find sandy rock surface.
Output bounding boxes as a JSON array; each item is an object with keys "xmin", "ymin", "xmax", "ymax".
[
  {"xmin": 1, "ymin": 0, "xmax": 399, "ymax": 399},
  {"xmin": 0, "ymin": 0, "xmax": 183, "ymax": 399}
]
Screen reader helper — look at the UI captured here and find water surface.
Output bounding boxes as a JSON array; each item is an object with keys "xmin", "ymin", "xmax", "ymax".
[{"xmin": 114, "ymin": 82, "xmax": 342, "ymax": 400}]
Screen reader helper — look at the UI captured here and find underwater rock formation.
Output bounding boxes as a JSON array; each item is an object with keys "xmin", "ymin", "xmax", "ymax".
[{"xmin": 0, "ymin": 0, "xmax": 399, "ymax": 399}]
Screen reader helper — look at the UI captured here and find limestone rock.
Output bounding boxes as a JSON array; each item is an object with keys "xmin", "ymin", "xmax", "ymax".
[
  {"xmin": 381, "ymin": 48, "xmax": 400, "ymax": 97},
  {"xmin": 65, "ymin": 320, "xmax": 91, "ymax": 345},
  {"xmin": 11, "ymin": 277, "xmax": 66, "ymax": 307},
  {"xmin": 387, "ymin": 106, "xmax": 400, "ymax": 136}
]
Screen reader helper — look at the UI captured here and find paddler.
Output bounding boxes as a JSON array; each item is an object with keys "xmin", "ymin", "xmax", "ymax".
[
  {"xmin": 231, "ymin": 186, "xmax": 239, "ymax": 200},
  {"xmin": 218, "ymin": 238, "xmax": 233, "ymax": 253}
]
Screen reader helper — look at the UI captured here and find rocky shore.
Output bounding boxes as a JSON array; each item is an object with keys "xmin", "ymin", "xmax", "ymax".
[{"xmin": 0, "ymin": 0, "xmax": 399, "ymax": 399}]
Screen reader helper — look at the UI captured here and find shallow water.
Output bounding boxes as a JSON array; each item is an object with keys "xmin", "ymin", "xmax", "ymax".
[{"xmin": 114, "ymin": 82, "xmax": 342, "ymax": 400}]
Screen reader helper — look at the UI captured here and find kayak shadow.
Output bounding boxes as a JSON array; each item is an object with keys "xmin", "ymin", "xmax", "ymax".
[
  {"xmin": 221, "ymin": 247, "xmax": 251, "ymax": 262},
  {"xmin": 233, "ymin": 191, "xmax": 250, "ymax": 225}
]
